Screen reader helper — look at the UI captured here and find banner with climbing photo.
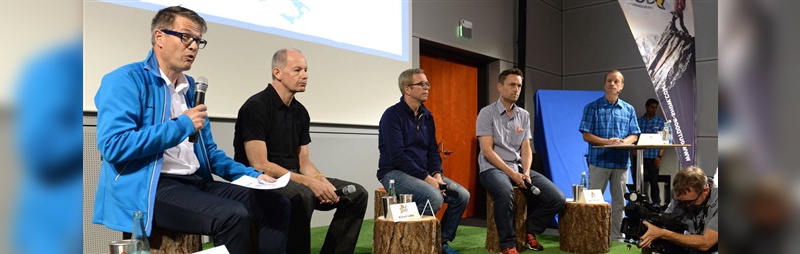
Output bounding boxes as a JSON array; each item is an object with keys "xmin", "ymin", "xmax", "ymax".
[{"xmin": 618, "ymin": 0, "xmax": 697, "ymax": 168}]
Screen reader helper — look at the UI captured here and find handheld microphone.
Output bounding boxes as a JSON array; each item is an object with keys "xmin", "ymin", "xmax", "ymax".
[
  {"xmin": 335, "ymin": 185, "xmax": 356, "ymax": 196},
  {"xmin": 189, "ymin": 76, "xmax": 208, "ymax": 143},
  {"xmin": 439, "ymin": 183, "xmax": 458, "ymax": 191},
  {"xmin": 523, "ymin": 179, "xmax": 541, "ymax": 195}
]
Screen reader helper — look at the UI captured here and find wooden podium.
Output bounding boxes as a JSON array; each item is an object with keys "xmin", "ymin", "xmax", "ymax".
[{"xmin": 594, "ymin": 144, "xmax": 690, "ymax": 193}]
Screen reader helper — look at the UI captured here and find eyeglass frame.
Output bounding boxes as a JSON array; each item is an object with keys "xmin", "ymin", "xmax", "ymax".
[
  {"xmin": 160, "ymin": 29, "xmax": 207, "ymax": 49},
  {"xmin": 407, "ymin": 81, "xmax": 432, "ymax": 88},
  {"xmin": 674, "ymin": 191, "xmax": 703, "ymax": 207}
]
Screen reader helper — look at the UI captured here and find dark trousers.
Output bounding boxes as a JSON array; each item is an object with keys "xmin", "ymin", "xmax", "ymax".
[
  {"xmin": 479, "ymin": 169, "xmax": 566, "ymax": 249},
  {"xmin": 631, "ymin": 157, "xmax": 662, "ymax": 204},
  {"xmin": 153, "ymin": 173, "xmax": 290, "ymax": 254},
  {"xmin": 267, "ymin": 177, "xmax": 368, "ymax": 254}
]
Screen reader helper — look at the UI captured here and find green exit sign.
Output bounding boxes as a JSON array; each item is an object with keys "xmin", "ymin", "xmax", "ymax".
[{"xmin": 458, "ymin": 19, "xmax": 472, "ymax": 39}]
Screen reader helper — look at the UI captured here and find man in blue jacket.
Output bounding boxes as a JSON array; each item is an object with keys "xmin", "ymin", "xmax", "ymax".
[
  {"xmin": 92, "ymin": 6, "xmax": 289, "ymax": 254},
  {"xmin": 377, "ymin": 68, "xmax": 471, "ymax": 254}
]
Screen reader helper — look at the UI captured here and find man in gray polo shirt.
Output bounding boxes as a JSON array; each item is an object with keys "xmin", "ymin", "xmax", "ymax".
[{"xmin": 477, "ymin": 68, "xmax": 565, "ymax": 254}]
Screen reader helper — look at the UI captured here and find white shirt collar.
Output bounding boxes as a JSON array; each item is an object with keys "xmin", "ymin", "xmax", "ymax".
[{"xmin": 159, "ymin": 69, "xmax": 189, "ymax": 94}]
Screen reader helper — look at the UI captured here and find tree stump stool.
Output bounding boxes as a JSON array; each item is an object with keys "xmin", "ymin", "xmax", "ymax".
[
  {"xmin": 373, "ymin": 215, "xmax": 441, "ymax": 254},
  {"xmin": 559, "ymin": 202, "xmax": 611, "ymax": 253},
  {"xmin": 485, "ymin": 187, "xmax": 528, "ymax": 252},
  {"xmin": 375, "ymin": 188, "xmax": 387, "ymax": 219},
  {"xmin": 124, "ymin": 227, "xmax": 202, "ymax": 254}
]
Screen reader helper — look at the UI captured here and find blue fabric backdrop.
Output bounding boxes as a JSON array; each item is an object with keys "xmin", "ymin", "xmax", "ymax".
[{"xmin": 534, "ymin": 90, "xmax": 630, "ymax": 203}]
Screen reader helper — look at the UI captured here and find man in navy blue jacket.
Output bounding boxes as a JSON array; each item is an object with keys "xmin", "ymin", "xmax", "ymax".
[{"xmin": 377, "ymin": 68, "xmax": 471, "ymax": 254}]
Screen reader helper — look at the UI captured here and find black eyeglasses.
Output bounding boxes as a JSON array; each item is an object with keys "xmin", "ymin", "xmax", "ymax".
[
  {"xmin": 676, "ymin": 193, "xmax": 702, "ymax": 207},
  {"xmin": 161, "ymin": 29, "xmax": 207, "ymax": 49},
  {"xmin": 408, "ymin": 81, "xmax": 432, "ymax": 88}
]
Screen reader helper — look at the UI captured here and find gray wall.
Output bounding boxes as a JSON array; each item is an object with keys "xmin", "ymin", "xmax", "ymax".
[
  {"xmin": 409, "ymin": 0, "xmax": 718, "ymax": 177},
  {"xmin": 411, "ymin": 0, "xmax": 566, "ymax": 138},
  {"xmin": 562, "ymin": 0, "xmax": 719, "ymax": 176}
]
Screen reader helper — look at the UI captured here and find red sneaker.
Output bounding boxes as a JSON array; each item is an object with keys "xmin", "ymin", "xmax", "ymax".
[
  {"xmin": 525, "ymin": 233, "xmax": 544, "ymax": 251},
  {"xmin": 500, "ymin": 247, "xmax": 519, "ymax": 254}
]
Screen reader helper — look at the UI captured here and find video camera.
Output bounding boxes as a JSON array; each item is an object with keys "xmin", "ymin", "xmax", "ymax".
[{"xmin": 621, "ymin": 185, "xmax": 688, "ymax": 254}]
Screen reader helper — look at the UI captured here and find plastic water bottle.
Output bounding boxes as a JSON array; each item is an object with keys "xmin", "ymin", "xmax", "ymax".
[
  {"xmin": 580, "ymin": 171, "xmax": 588, "ymax": 189},
  {"xmin": 387, "ymin": 179, "xmax": 397, "ymax": 199},
  {"xmin": 130, "ymin": 211, "xmax": 151, "ymax": 254},
  {"xmin": 664, "ymin": 120, "xmax": 673, "ymax": 144}
]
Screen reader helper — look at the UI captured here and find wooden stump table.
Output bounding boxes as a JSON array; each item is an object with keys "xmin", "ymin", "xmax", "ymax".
[
  {"xmin": 125, "ymin": 227, "xmax": 202, "ymax": 254},
  {"xmin": 485, "ymin": 187, "xmax": 528, "ymax": 252},
  {"xmin": 558, "ymin": 202, "xmax": 611, "ymax": 253},
  {"xmin": 373, "ymin": 215, "xmax": 441, "ymax": 254},
  {"xmin": 150, "ymin": 227, "xmax": 202, "ymax": 254}
]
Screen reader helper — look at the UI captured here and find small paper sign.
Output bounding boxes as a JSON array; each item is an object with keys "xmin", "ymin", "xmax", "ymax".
[
  {"xmin": 193, "ymin": 245, "xmax": 230, "ymax": 254},
  {"xmin": 386, "ymin": 202, "xmax": 421, "ymax": 222},
  {"xmin": 638, "ymin": 133, "xmax": 666, "ymax": 145},
  {"xmin": 582, "ymin": 189, "xmax": 607, "ymax": 204}
]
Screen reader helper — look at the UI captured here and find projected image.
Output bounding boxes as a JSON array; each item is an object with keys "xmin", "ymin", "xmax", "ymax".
[{"xmin": 108, "ymin": 0, "xmax": 409, "ymax": 61}]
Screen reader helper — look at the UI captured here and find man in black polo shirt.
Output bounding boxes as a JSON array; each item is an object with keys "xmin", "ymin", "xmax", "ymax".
[{"xmin": 233, "ymin": 48, "xmax": 368, "ymax": 254}]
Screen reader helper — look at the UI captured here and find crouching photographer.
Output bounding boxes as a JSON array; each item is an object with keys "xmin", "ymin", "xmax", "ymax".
[
  {"xmin": 638, "ymin": 166, "xmax": 718, "ymax": 253},
  {"xmin": 621, "ymin": 188, "xmax": 686, "ymax": 253}
]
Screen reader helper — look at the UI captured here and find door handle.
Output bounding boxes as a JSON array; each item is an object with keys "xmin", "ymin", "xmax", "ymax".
[{"xmin": 438, "ymin": 142, "xmax": 454, "ymax": 158}]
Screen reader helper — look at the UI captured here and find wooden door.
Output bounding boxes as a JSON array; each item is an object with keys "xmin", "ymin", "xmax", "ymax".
[{"xmin": 420, "ymin": 55, "xmax": 479, "ymax": 218}]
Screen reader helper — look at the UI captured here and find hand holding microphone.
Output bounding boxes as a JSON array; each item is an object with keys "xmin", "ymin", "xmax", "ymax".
[
  {"xmin": 426, "ymin": 174, "xmax": 448, "ymax": 197},
  {"xmin": 439, "ymin": 182, "xmax": 458, "ymax": 191},
  {"xmin": 188, "ymin": 76, "xmax": 209, "ymax": 143},
  {"xmin": 184, "ymin": 105, "xmax": 207, "ymax": 132},
  {"xmin": 523, "ymin": 179, "xmax": 541, "ymax": 195},
  {"xmin": 335, "ymin": 185, "xmax": 357, "ymax": 196},
  {"xmin": 309, "ymin": 177, "xmax": 339, "ymax": 204}
]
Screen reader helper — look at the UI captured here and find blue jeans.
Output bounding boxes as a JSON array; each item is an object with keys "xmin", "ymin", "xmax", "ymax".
[
  {"xmin": 479, "ymin": 169, "xmax": 565, "ymax": 249},
  {"xmin": 379, "ymin": 170, "xmax": 470, "ymax": 244}
]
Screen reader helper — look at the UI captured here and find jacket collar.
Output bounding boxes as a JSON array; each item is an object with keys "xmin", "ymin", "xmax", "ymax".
[
  {"xmin": 142, "ymin": 49, "xmax": 195, "ymax": 90},
  {"xmin": 398, "ymin": 96, "xmax": 429, "ymax": 118},
  {"xmin": 142, "ymin": 49, "xmax": 162, "ymax": 82}
]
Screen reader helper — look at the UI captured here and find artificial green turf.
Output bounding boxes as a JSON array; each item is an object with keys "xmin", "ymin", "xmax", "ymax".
[
  {"xmin": 311, "ymin": 219, "xmax": 640, "ymax": 254},
  {"xmin": 205, "ymin": 219, "xmax": 642, "ymax": 253}
]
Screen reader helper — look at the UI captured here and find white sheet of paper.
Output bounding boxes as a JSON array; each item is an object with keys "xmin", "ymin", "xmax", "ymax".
[
  {"xmin": 231, "ymin": 172, "xmax": 290, "ymax": 190},
  {"xmin": 193, "ymin": 245, "xmax": 230, "ymax": 254}
]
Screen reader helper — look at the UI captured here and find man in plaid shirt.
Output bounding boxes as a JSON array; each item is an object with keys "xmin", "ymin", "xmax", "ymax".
[
  {"xmin": 579, "ymin": 70, "xmax": 641, "ymax": 241},
  {"xmin": 632, "ymin": 98, "xmax": 666, "ymax": 206}
]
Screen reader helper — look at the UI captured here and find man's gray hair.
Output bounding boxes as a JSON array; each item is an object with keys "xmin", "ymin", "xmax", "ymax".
[
  {"xmin": 397, "ymin": 68, "xmax": 425, "ymax": 94},
  {"xmin": 271, "ymin": 48, "xmax": 302, "ymax": 80}
]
